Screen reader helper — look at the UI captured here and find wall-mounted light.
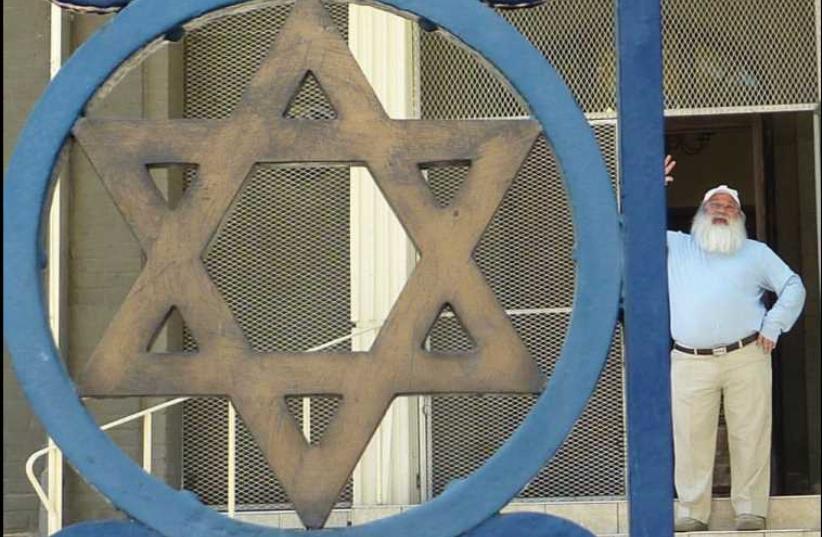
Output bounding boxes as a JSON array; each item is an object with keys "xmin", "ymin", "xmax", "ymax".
[{"xmin": 665, "ymin": 132, "xmax": 715, "ymax": 156}]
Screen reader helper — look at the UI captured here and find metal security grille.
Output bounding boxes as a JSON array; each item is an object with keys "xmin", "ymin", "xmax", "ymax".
[
  {"xmin": 426, "ymin": 123, "xmax": 625, "ymax": 498},
  {"xmin": 417, "ymin": 2, "xmax": 616, "ymax": 118},
  {"xmin": 418, "ymin": 0, "xmax": 817, "ymax": 118},
  {"xmin": 180, "ymin": 2, "xmax": 352, "ymax": 509},
  {"xmin": 430, "ymin": 318, "xmax": 625, "ymax": 498},
  {"xmin": 201, "ymin": 165, "xmax": 351, "ymax": 354},
  {"xmin": 661, "ymin": 0, "xmax": 818, "ymax": 110}
]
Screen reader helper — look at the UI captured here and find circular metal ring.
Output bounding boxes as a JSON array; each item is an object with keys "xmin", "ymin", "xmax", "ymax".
[{"xmin": 3, "ymin": 0, "xmax": 620, "ymax": 535}]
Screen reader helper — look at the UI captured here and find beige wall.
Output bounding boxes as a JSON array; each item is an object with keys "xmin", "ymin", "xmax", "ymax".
[
  {"xmin": 62, "ymin": 14, "xmax": 185, "ymax": 525},
  {"xmin": 3, "ymin": 1, "xmax": 52, "ymax": 534},
  {"xmin": 3, "ymin": 6, "xmax": 185, "ymax": 530}
]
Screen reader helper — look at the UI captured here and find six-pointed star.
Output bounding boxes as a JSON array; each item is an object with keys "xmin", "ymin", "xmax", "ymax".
[{"xmin": 74, "ymin": 0, "xmax": 544, "ymax": 528}]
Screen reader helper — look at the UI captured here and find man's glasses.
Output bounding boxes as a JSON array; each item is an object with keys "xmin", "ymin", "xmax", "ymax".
[{"xmin": 704, "ymin": 201, "xmax": 739, "ymax": 213}]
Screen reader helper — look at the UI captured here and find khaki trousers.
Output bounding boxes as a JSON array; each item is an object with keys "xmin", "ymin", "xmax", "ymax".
[{"xmin": 671, "ymin": 343, "xmax": 772, "ymax": 523}]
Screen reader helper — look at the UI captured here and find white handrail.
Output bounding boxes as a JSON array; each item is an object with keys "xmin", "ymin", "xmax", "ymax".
[
  {"xmin": 100, "ymin": 397, "xmax": 191, "ymax": 432},
  {"xmin": 25, "ymin": 323, "xmax": 383, "ymax": 530},
  {"xmin": 227, "ymin": 401, "xmax": 237, "ymax": 518},
  {"xmin": 25, "ymin": 447, "xmax": 52, "ymax": 509}
]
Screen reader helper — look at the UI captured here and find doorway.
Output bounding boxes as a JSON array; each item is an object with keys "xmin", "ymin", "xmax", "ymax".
[{"xmin": 665, "ymin": 112, "xmax": 820, "ymax": 496}]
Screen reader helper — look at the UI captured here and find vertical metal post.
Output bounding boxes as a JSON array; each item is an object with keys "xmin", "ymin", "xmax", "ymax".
[
  {"xmin": 227, "ymin": 401, "xmax": 236, "ymax": 518},
  {"xmin": 814, "ymin": 111, "xmax": 820, "ymax": 289},
  {"xmin": 302, "ymin": 398, "xmax": 312, "ymax": 442},
  {"xmin": 142, "ymin": 413, "xmax": 153, "ymax": 474},
  {"xmin": 616, "ymin": 0, "xmax": 673, "ymax": 535},
  {"xmin": 348, "ymin": 4, "xmax": 418, "ymax": 507},
  {"xmin": 46, "ymin": 4, "xmax": 66, "ymax": 535},
  {"xmin": 45, "ymin": 439, "xmax": 62, "ymax": 535},
  {"xmin": 815, "ymin": 0, "xmax": 820, "ymax": 287}
]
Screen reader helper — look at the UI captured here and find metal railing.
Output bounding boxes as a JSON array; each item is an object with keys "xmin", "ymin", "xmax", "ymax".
[{"xmin": 25, "ymin": 325, "xmax": 382, "ymax": 535}]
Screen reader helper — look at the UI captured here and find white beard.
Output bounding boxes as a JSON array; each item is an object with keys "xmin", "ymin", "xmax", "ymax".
[{"xmin": 691, "ymin": 209, "xmax": 747, "ymax": 254}]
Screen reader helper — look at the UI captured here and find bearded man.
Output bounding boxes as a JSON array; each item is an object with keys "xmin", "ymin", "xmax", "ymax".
[{"xmin": 666, "ymin": 177, "xmax": 806, "ymax": 532}]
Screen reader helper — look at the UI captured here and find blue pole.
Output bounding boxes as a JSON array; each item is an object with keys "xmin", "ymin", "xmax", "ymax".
[{"xmin": 616, "ymin": 0, "xmax": 673, "ymax": 535}]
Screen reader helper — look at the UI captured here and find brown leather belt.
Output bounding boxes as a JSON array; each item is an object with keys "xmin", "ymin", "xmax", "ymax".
[{"xmin": 673, "ymin": 333, "xmax": 758, "ymax": 356}]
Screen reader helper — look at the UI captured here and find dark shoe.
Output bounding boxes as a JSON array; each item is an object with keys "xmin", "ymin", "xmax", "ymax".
[
  {"xmin": 734, "ymin": 514, "xmax": 766, "ymax": 531},
  {"xmin": 674, "ymin": 517, "xmax": 708, "ymax": 532}
]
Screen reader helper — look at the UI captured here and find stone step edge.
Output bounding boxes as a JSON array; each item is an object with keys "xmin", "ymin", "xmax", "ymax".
[
  {"xmin": 601, "ymin": 532, "xmax": 821, "ymax": 537},
  {"xmin": 502, "ymin": 494, "xmax": 820, "ymax": 532},
  {"xmin": 504, "ymin": 493, "xmax": 820, "ymax": 507},
  {"xmin": 233, "ymin": 495, "xmax": 820, "ymax": 532}
]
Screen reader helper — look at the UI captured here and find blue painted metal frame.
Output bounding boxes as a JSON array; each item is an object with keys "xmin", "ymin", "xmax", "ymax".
[
  {"xmin": 51, "ymin": 0, "xmax": 548, "ymax": 12},
  {"xmin": 55, "ymin": 514, "xmax": 597, "ymax": 537},
  {"xmin": 467, "ymin": 513, "xmax": 594, "ymax": 536},
  {"xmin": 3, "ymin": 0, "xmax": 620, "ymax": 535},
  {"xmin": 54, "ymin": 521, "xmax": 163, "ymax": 537},
  {"xmin": 616, "ymin": 1, "xmax": 674, "ymax": 536}
]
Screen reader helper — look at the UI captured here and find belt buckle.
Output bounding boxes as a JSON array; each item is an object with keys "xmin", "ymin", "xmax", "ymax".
[{"xmin": 712, "ymin": 346, "xmax": 728, "ymax": 356}]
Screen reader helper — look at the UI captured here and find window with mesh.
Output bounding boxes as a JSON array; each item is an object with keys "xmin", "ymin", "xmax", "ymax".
[
  {"xmin": 429, "ymin": 317, "xmax": 626, "ymax": 498},
  {"xmin": 171, "ymin": 0, "xmax": 818, "ymax": 510},
  {"xmin": 418, "ymin": 0, "xmax": 817, "ymax": 118},
  {"xmin": 423, "ymin": 119, "xmax": 626, "ymax": 499},
  {"xmin": 179, "ymin": 2, "xmax": 353, "ymax": 510},
  {"xmin": 661, "ymin": 0, "xmax": 818, "ymax": 110}
]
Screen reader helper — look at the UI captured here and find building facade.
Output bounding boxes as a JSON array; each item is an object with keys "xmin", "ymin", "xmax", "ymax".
[{"xmin": 4, "ymin": 0, "xmax": 820, "ymax": 535}]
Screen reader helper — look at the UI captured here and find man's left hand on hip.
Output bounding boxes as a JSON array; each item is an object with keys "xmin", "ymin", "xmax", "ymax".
[{"xmin": 756, "ymin": 333, "xmax": 776, "ymax": 353}]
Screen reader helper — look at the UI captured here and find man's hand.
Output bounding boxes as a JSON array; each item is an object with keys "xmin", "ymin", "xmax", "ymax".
[
  {"xmin": 756, "ymin": 333, "xmax": 776, "ymax": 353},
  {"xmin": 665, "ymin": 154, "xmax": 676, "ymax": 185}
]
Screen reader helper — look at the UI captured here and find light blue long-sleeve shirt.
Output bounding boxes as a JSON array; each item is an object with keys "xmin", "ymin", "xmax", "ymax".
[{"xmin": 667, "ymin": 231, "xmax": 806, "ymax": 349}]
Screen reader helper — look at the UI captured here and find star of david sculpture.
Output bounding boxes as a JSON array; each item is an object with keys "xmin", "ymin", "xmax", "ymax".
[{"xmin": 3, "ymin": 0, "xmax": 672, "ymax": 535}]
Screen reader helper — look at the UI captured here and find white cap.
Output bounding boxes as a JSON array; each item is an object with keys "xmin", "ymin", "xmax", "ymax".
[{"xmin": 702, "ymin": 184, "xmax": 740, "ymax": 207}]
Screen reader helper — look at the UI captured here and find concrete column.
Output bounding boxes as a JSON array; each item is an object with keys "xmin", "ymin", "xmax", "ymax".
[
  {"xmin": 64, "ymin": 13, "xmax": 185, "ymax": 524},
  {"xmin": 348, "ymin": 5, "xmax": 421, "ymax": 506}
]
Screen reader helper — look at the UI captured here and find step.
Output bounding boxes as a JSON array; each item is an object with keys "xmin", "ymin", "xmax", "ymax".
[
  {"xmin": 598, "ymin": 530, "xmax": 822, "ymax": 537},
  {"xmin": 500, "ymin": 496, "xmax": 819, "ymax": 535},
  {"xmin": 233, "ymin": 495, "xmax": 820, "ymax": 534}
]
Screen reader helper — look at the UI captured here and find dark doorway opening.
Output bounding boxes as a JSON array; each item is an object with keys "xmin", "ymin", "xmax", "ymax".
[{"xmin": 665, "ymin": 112, "xmax": 820, "ymax": 496}]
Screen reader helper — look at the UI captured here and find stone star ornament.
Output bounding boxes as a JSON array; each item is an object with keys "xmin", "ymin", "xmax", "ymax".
[{"xmin": 74, "ymin": 0, "xmax": 544, "ymax": 528}]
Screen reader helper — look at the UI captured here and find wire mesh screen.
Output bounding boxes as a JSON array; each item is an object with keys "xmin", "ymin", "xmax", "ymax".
[
  {"xmin": 661, "ymin": 0, "xmax": 818, "ymax": 110},
  {"xmin": 426, "ymin": 123, "xmax": 625, "ymax": 498},
  {"xmin": 430, "ymin": 317, "xmax": 625, "ymax": 498},
  {"xmin": 180, "ymin": 2, "xmax": 352, "ymax": 509},
  {"xmin": 183, "ymin": 2, "xmax": 348, "ymax": 120},
  {"xmin": 424, "ymin": 126, "xmax": 618, "ymax": 312},
  {"xmin": 201, "ymin": 165, "xmax": 351, "ymax": 354},
  {"xmin": 181, "ymin": 398, "xmax": 230, "ymax": 506},
  {"xmin": 418, "ymin": 0, "xmax": 817, "ymax": 118},
  {"xmin": 168, "ymin": 0, "xmax": 819, "ymax": 510},
  {"xmin": 417, "ymin": 2, "xmax": 616, "ymax": 118}
]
